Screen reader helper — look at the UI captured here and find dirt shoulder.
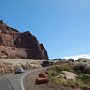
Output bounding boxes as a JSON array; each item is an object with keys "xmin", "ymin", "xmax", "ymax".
[{"xmin": 23, "ymin": 67, "xmax": 73, "ymax": 90}]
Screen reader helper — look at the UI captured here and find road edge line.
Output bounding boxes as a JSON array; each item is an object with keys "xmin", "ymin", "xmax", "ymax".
[{"xmin": 20, "ymin": 68, "xmax": 43, "ymax": 90}]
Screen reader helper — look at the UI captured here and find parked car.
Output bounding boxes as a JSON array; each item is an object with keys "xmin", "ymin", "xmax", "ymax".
[
  {"xmin": 41, "ymin": 61, "xmax": 50, "ymax": 67},
  {"xmin": 35, "ymin": 73, "xmax": 49, "ymax": 84},
  {"xmin": 15, "ymin": 66, "xmax": 24, "ymax": 74}
]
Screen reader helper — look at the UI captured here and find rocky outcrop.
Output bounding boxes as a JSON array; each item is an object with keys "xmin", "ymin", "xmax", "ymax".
[{"xmin": 0, "ymin": 20, "xmax": 48, "ymax": 59}]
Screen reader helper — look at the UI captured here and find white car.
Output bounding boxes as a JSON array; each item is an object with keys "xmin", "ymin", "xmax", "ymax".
[{"xmin": 15, "ymin": 66, "xmax": 24, "ymax": 74}]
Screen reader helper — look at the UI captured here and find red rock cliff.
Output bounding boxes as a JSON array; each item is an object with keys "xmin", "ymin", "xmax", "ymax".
[{"xmin": 0, "ymin": 20, "xmax": 48, "ymax": 59}]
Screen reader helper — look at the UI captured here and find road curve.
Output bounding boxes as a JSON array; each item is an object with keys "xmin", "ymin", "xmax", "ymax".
[
  {"xmin": 22, "ymin": 67, "xmax": 48, "ymax": 90},
  {"xmin": 0, "ymin": 72, "xmax": 25, "ymax": 90},
  {"xmin": 0, "ymin": 76, "xmax": 14, "ymax": 90},
  {"xmin": 0, "ymin": 67, "xmax": 48, "ymax": 90}
]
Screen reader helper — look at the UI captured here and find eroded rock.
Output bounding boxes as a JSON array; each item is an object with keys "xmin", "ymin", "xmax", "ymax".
[{"xmin": 0, "ymin": 20, "xmax": 48, "ymax": 59}]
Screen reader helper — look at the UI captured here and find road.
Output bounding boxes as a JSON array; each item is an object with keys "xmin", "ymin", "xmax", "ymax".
[
  {"xmin": 0, "ymin": 73, "xmax": 24, "ymax": 90},
  {"xmin": 23, "ymin": 67, "xmax": 48, "ymax": 90},
  {"xmin": 0, "ymin": 76, "xmax": 13, "ymax": 90},
  {"xmin": 0, "ymin": 67, "xmax": 48, "ymax": 90}
]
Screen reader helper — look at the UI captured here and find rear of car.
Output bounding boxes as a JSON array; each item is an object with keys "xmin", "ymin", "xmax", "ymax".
[{"xmin": 15, "ymin": 66, "xmax": 24, "ymax": 74}]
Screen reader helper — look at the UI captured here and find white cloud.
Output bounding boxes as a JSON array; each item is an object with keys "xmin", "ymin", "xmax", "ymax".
[{"xmin": 63, "ymin": 54, "xmax": 90, "ymax": 60}]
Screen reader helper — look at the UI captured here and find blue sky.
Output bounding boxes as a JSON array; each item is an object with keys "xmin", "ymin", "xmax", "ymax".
[{"xmin": 0, "ymin": 0, "xmax": 90, "ymax": 59}]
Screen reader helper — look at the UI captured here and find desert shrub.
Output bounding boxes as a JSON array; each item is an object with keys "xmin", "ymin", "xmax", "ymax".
[
  {"xmin": 74, "ymin": 79, "xmax": 86, "ymax": 88},
  {"xmin": 50, "ymin": 76, "xmax": 67, "ymax": 85},
  {"xmin": 48, "ymin": 66, "xmax": 63, "ymax": 76},
  {"xmin": 73, "ymin": 64, "xmax": 86, "ymax": 74},
  {"xmin": 61, "ymin": 64, "xmax": 73, "ymax": 72},
  {"xmin": 76, "ymin": 75, "xmax": 90, "ymax": 84},
  {"xmin": 50, "ymin": 75, "xmax": 88, "ymax": 88},
  {"xmin": 48, "ymin": 63, "xmax": 73, "ymax": 77},
  {"xmin": 48, "ymin": 62, "xmax": 90, "ymax": 89},
  {"xmin": 73, "ymin": 64, "xmax": 90, "ymax": 74},
  {"xmin": 73, "ymin": 75, "xmax": 90, "ymax": 88},
  {"xmin": 50, "ymin": 76, "xmax": 83, "ymax": 88},
  {"xmin": 54, "ymin": 65, "xmax": 62, "ymax": 73},
  {"xmin": 47, "ymin": 66, "xmax": 60, "ymax": 77}
]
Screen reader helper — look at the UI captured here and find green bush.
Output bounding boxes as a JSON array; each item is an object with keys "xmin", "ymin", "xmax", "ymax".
[
  {"xmin": 50, "ymin": 76, "xmax": 84, "ymax": 88},
  {"xmin": 73, "ymin": 64, "xmax": 90, "ymax": 74},
  {"xmin": 50, "ymin": 76, "xmax": 67, "ymax": 85},
  {"xmin": 47, "ymin": 66, "xmax": 60, "ymax": 76},
  {"xmin": 48, "ymin": 63, "xmax": 73, "ymax": 77},
  {"xmin": 48, "ymin": 62, "xmax": 90, "ymax": 89},
  {"xmin": 76, "ymin": 75, "xmax": 90, "ymax": 84}
]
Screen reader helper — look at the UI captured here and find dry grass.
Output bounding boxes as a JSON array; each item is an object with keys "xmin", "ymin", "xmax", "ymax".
[{"xmin": 0, "ymin": 59, "xmax": 44, "ymax": 74}]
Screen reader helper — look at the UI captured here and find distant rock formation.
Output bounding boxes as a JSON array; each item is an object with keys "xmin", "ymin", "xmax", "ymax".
[{"xmin": 0, "ymin": 20, "xmax": 48, "ymax": 59}]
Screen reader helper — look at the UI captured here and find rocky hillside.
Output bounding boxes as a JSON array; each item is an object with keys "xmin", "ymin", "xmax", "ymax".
[{"xmin": 0, "ymin": 20, "xmax": 48, "ymax": 59}]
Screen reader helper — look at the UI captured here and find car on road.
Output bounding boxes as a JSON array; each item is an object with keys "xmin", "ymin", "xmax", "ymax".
[
  {"xmin": 15, "ymin": 66, "xmax": 24, "ymax": 74},
  {"xmin": 41, "ymin": 61, "xmax": 50, "ymax": 67},
  {"xmin": 41, "ymin": 61, "xmax": 54, "ymax": 67},
  {"xmin": 35, "ymin": 73, "xmax": 49, "ymax": 84}
]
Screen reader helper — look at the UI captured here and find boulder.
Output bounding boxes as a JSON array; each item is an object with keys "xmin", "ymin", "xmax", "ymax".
[{"xmin": 61, "ymin": 71, "xmax": 77, "ymax": 80}]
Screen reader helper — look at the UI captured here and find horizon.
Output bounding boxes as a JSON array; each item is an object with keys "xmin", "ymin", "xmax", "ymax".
[{"xmin": 0, "ymin": 0, "xmax": 90, "ymax": 59}]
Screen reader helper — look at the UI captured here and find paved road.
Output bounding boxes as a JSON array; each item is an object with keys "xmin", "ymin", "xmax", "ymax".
[
  {"xmin": 0, "ymin": 73, "xmax": 24, "ymax": 90},
  {"xmin": 0, "ymin": 76, "xmax": 13, "ymax": 90},
  {"xmin": 0, "ymin": 67, "xmax": 48, "ymax": 90},
  {"xmin": 23, "ymin": 67, "xmax": 49, "ymax": 90}
]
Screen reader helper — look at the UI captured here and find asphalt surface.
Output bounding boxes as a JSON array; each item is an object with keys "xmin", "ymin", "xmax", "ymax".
[
  {"xmin": 0, "ymin": 76, "xmax": 13, "ymax": 90},
  {"xmin": 0, "ymin": 67, "xmax": 48, "ymax": 90},
  {"xmin": 0, "ymin": 73, "xmax": 24, "ymax": 90},
  {"xmin": 23, "ymin": 67, "xmax": 49, "ymax": 90}
]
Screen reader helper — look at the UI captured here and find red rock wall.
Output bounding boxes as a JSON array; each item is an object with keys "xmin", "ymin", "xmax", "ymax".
[{"xmin": 0, "ymin": 20, "xmax": 48, "ymax": 59}]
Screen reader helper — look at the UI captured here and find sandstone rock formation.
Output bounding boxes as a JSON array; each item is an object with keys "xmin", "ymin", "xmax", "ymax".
[{"xmin": 0, "ymin": 20, "xmax": 48, "ymax": 59}]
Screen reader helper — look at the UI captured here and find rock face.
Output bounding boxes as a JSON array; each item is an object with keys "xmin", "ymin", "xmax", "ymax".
[{"xmin": 0, "ymin": 20, "xmax": 48, "ymax": 59}]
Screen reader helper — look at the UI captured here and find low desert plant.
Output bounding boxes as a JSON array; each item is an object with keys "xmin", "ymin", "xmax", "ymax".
[
  {"xmin": 50, "ymin": 76, "xmax": 66, "ymax": 85},
  {"xmin": 50, "ymin": 76, "xmax": 81, "ymax": 88},
  {"xmin": 73, "ymin": 64, "xmax": 90, "ymax": 74},
  {"xmin": 48, "ymin": 63, "xmax": 74, "ymax": 78},
  {"xmin": 76, "ymin": 75, "xmax": 90, "ymax": 84},
  {"xmin": 48, "ymin": 61, "xmax": 90, "ymax": 89}
]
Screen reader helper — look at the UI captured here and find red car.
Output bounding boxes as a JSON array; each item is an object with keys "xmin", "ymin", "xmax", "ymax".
[{"xmin": 35, "ymin": 73, "xmax": 49, "ymax": 84}]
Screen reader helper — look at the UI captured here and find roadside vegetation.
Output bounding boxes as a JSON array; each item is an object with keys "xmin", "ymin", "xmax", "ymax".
[
  {"xmin": 47, "ymin": 59, "xmax": 90, "ymax": 89},
  {"xmin": 0, "ymin": 60, "xmax": 41, "ymax": 74}
]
